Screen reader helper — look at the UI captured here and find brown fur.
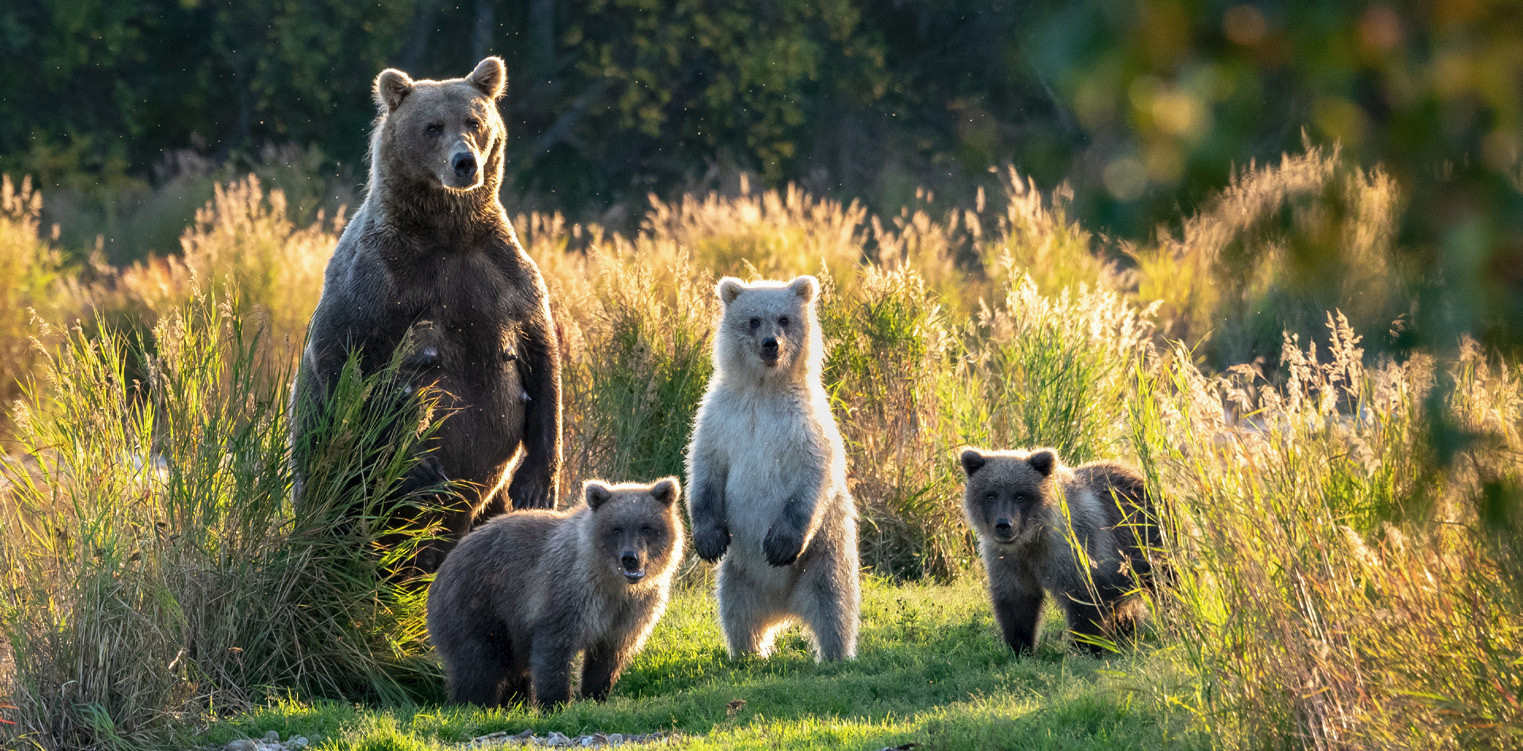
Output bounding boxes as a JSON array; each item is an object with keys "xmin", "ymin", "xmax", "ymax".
[
  {"xmin": 292, "ymin": 57, "xmax": 561, "ymax": 572},
  {"xmin": 426, "ymin": 478, "xmax": 684, "ymax": 709},
  {"xmin": 959, "ymin": 447, "xmax": 1163, "ymax": 654}
]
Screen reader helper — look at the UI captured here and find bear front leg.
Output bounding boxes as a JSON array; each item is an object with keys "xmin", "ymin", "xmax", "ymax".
[
  {"xmin": 529, "ymin": 629, "xmax": 576, "ymax": 710},
  {"xmin": 686, "ymin": 443, "xmax": 730, "ymax": 563},
  {"xmin": 507, "ymin": 302, "xmax": 562, "ymax": 510},
  {"xmin": 1062, "ymin": 597, "xmax": 1115, "ymax": 655},
  {"xmin": 579, "ymin": 641, "xmax": 626, "ymax": 702},
  {"xmin": 763, "ymin": 498, "xmax": 813, "ymax": 567},
  {"xmin": 990, "ymin": 571, "xmax": 1046, "ymax": 654}
]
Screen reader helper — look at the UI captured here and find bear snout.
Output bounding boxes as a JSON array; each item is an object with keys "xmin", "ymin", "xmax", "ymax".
[
  {"xmin": 450, "ymin": 150, "xmax": 479, "ymax": 183},
  {"xmin": 759, "ymin": 337, "xmax": 780, "ymax": 366},
  {"xmin": 620, "ymin": 552, "xmax": 646, "ymax": 582}
]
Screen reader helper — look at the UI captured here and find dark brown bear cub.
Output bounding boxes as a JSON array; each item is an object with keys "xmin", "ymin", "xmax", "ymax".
[
  {"xmin": 293, "ymin": 56, "xmax": 561, "ymax": 573},
  {"xmin": 959, "ymin": 447, "xmax": 1163, "ymax": 654},
  {"xmin": 426, "ymin": 478, "xmax": 684, "ymax": 709}
]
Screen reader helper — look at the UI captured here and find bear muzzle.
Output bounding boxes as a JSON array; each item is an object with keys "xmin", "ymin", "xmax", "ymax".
[
  {"xmin": 619, "ymin": 552, "xmax": 646, "ymax": 583},
  {"xmin": 759, "ymin": 338, "xmax": 780, "ymax": 367}
]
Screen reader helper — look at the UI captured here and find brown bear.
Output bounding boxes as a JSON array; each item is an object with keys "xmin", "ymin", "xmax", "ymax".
[
  {"xmin": 959, "ymin": 447, "xmax": 1163, "ymax": 654},
  {"xmin": 426, "ymin": 478, "xmax": 684, "ymax": 709},
  {"xmin": 292, "ymin": 56, "xmax": 561, "ymax": 572}
]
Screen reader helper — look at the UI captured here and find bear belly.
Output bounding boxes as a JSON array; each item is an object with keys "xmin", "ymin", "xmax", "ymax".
[{"xmin": 427, "ymin": 363, "xmax": 527, "ymax": 508}]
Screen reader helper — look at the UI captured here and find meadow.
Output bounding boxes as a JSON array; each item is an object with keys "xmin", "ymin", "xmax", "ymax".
[{"xmin": 0, "ymin": 145, "xmax": 1519, "ymax": 750}]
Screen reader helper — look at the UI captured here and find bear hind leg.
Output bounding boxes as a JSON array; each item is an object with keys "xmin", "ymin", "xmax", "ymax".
[
  {"xmin": 444, "ymin": 637, "xmax": 516, "ymax": 706},
  {"xmin": 791, "ymin": 553, "xmax": 860, "ymax": 662},
  {"xmin": 717, "ymin": 564, "xmax": 787, "ymax": 658}
]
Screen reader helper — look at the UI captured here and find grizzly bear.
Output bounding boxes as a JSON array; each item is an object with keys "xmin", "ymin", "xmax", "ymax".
[
  {"xmin": 427, "ymin": 478, "xmax": 684, "ymax": 709},
  {"xmin": 959, "ymin": 447, "xmax": 1163, "ymax": 654},
  {"xmin": 686, "ymin": 276, "xmax": 860, "ymax": 662},
  {"xmin": 292, "ymin": 56, "xmax": 561, "ymax": 571}
]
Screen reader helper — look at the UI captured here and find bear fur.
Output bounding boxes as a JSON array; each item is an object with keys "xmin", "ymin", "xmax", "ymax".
[
  {"xmin": 959, "ymin": 447, "xmax": 1163, "ymax": 654},
  {"xmin": 293, "ymin": 56, "xmax": 561, "ymax": 571},
  {"xmin": 426, "ymin": 477, "xmax": 684, "ymax": 709},
  {"xmin": 685, "ymin": 275, "xmax": 860, "ymax": 662}
]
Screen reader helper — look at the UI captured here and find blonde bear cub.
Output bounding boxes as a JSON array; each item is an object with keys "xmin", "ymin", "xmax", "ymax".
[{"xmin": 685, "ymin": 275, "xmax": 860, "ymax": 661}]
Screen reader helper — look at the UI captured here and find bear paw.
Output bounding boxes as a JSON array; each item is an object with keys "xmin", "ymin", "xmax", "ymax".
[
  {"xmin": 507, "ymin": 469, "xmax": 554, "ymax": 510},
  {"xmin": 693, "ymin": 523, "xmax": 730, "ymax": 563},
  {"xmin": 763, "ymin": 524, "xmax": 804, "ymax": 567}
]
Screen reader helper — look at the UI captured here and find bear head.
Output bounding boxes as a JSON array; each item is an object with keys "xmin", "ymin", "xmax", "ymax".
[
  {"xmin": 958, "ymin": 447, "xmax": 1061, "ymax": 546},
  {"xmin": 584, "ymin": 477, "xmax": 685, "ymax": 586},
  {"xmin": 371, "ymin": 56, "xmax": 507, "ymax": 194},
  {"xmin": 713, "ymin": 275, "xmax": 821, "ymax": 381}
]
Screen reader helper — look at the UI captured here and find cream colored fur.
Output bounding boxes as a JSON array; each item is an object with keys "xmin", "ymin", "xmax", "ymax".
[{"xmin": 685, "ymin": 276, "xmax": 860, "ymax": 661}]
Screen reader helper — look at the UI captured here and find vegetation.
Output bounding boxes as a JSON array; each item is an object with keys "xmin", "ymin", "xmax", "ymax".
[{"xmin": 0, "ymin": 139, "xmax": 1519, "ymax": 749}]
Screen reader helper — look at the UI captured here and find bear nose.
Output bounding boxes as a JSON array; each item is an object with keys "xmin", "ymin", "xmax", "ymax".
[
  {"xmin": 451, "ymin": 151, "xmax": 477, "ymax": 180},
  {"xmin": 994, "ymin": 517, "xmax": 1012, "ymax": 535},
  {"xmin": 762, "ymin": 338, "xmax": 778, "ymax": 353},
  {"xmin": 620, "ymin": 552, "xmax": 640, "ymax": 571}
]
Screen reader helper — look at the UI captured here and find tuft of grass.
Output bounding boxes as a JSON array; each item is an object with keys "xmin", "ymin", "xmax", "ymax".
[{"xmin": 0, "ymin": 293, "xmax": 448, "ymax": 749}]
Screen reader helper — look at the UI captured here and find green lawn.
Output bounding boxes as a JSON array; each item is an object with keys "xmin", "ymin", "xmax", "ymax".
[{"xmin": 199, "ymin": 577, "xmax": 1201, "ymax": 750}]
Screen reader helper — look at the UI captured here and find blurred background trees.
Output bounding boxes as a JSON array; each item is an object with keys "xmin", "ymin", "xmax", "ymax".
[{"xmin": 1, "ymin": 0, "xmax": 1519, "ymax": 350}]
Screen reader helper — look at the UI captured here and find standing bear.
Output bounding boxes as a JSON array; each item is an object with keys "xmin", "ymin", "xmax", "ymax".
[
  {"xmin": 959, "ymin": 447, "xmax": 1164, "ymax": 654},
  {"xmin": 292, "ymin": 57, "xmax": 561, "ymax": 571},
  {"xmin": 686, "ymin": 275, "xmax": 860, "ymax": 661},
  {"xmin": 427, "ymin": 478, "xmax": 684, "ymax": 709}
]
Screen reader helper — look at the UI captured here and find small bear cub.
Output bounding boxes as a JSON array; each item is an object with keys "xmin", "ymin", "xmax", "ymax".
[
  {"xmin": 686, "ymin": 275, "xmax": 860, "ymax": 662},
  {"xmin": 959, "ymin": 447, "xmax": 1162, "ymax": 654},
  {"xmin": 427, "ymin": 477, "xmax": 683, "ymax": 709}
]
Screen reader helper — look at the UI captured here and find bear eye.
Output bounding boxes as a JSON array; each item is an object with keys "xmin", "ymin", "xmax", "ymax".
[
  {"xmin": 985, "ymin": 492, "xmax": 997, "ymax": 502},
  {"xmin": 749, "ymin": 317, "xmax": 761, "ymax": 330},
  {"xmin": 465, "ymin": 118, "xmax": 480, "ymax": 131},
  {"xmin": 778, "ymin": 315, "xmax": 790, "ymax": 327},
  {"xmin": 425, "ymin": 122, "xmax": 444, "ymax": 137},
  {"xmin": 641, "ymin": 525, "xmax": 653, "ymax": 536},
  {"xmin": 610, "ymin": 527, "xmax": 623, "ymax": 536}
]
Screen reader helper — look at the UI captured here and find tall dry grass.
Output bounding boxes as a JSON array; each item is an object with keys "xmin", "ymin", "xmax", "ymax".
[
  {"xmin": 0, "ymin": 143, "xmax": 1519, "ymax": 748},
  {"xmin": 1, "ymin": 294, "xmax": 447, "ymax": 749},
  {"xmin": 1135, "ymin": 314, "xmax": 1523, "ymax": 749}
]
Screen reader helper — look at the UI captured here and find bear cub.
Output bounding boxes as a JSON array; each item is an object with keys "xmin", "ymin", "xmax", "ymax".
[
  {"xmin": 959, "ymin": 447, "xmax": 1162, "ymax": 654},
  {"xmin": 427, "ymin": 478, "xmax": 683, "ymax": 709},
  {"xmin": 686, "ymin": 275, "xmax": 860, "ymax": 662}
]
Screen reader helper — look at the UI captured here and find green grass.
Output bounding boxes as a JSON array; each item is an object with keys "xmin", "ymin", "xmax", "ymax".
[{"xmin": 198, "ymin": 578, "xmax": 1200, "ymax": 751}]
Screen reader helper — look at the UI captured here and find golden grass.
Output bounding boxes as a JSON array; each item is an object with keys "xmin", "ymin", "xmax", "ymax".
[{"xmin": 0, "ymin": 146, "xmax": 1519, "ymax": 748}]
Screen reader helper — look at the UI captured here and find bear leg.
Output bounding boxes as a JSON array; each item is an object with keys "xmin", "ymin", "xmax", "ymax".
[
  {"xmin": 790, "ymin": 548, "xmax": 860, "ymax": 662},
  {"xmin": 717, "ymin": 563, "xmax": 786, "ymax": 657},
  {"xmin": 443, "ymin": 637, "xmax": 515, "ymax": 706},
  {"xmin": 579, "ymin": 641, "xmax": 626, "ymax": 702},
  {"xmin": 990, "ymin": 576, "xmax": 1046, "ymax": 654}
]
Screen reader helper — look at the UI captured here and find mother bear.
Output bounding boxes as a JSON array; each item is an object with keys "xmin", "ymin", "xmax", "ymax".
[{"xmin": 293, "ymin": 57, "xmax": 561, "ymax": 572}]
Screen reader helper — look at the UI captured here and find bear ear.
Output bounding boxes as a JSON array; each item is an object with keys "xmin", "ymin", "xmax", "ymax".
[
  {"xmin": 717, "ymin": 277, "xmax": 746, "ymax": 305},
  {"xmin": 374, "ymin": 68, "xmax": 414, "ymax": 112},
  {"xmin": 584, "ymin": 480, "xmax": 612, "ymax": 511},
  {"xmin": 789, "ymin": 275, "xmax": 820, "ymax": 302},
  {"xmin": 959, "ymin": 448, "xmax": 986, "ymax": 476},
  {"xmin": 467, "ymin": 56, "xmax": 507, "ymax": 100},
  {"xmin": 1027, "ymin": 449, "xmax": 1056, "ymax": 477},
  {"xmin": 649, "ymin": 477, "xmax": 681, "ymax": 507}
]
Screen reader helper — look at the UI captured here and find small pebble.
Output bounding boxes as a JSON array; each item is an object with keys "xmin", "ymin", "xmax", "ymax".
[{"xmin": 263, "ymin": 731, "xmax": 281, "ymax": 744}]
